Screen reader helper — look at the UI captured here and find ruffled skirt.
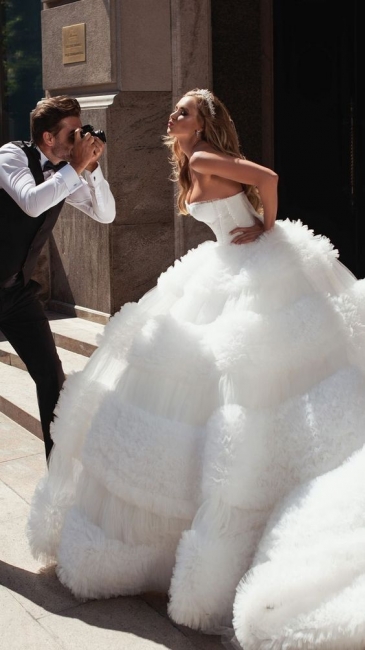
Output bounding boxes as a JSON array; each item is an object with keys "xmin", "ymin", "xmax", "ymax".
[{"xmin": 28, "ymin": 219, "xmax": 365, "ymax": 646}]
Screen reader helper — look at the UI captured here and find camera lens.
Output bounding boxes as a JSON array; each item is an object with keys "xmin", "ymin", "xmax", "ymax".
[
  {"xmin": 80, "ymin": 124, "xmax": 106, "ymax": 143},
  {"xmin": 93, "ymin": 129, "xmax": 107, "ymax": 143}
]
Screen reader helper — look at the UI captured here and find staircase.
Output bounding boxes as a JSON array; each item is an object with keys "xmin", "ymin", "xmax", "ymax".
[{"xmin": 0, "ymin": 310, "xmax": 107, "ymax": 441}]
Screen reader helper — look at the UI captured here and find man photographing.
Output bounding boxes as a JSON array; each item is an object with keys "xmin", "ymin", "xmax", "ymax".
[{"xmin": 0, "ymin": 95, "xmax": 116, "ymax": 459}]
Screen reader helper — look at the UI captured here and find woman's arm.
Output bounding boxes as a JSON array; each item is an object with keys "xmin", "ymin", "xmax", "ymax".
[{"xmin": 190, "ymin": 151, "xmax": 278, "ymax": 231}]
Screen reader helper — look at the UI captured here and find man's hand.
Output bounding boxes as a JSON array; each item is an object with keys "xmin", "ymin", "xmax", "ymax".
[
  {"xmin": 84, "ymin": 134, "xmax": 105, "ymax": 172},
  {"xmin": 230, "ymin": 216, "xmax": 264, "ymax": 244},
  {"xmin": 70, "ymin": 129, "xmax": 105, "ymax": 175}
]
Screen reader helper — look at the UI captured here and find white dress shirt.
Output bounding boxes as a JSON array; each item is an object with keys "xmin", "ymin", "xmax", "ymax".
[{"xmin": 0, "ymin": 142, "xmax": 116, "ymax": 223}]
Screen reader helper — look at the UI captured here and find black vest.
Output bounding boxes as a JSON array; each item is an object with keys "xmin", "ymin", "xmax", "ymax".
[{"xmin": 0, "ymin": 141, "xmax": 66, "ymax": 285}]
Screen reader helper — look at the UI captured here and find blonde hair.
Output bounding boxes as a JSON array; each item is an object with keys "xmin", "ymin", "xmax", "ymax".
[{"xmin": 163, "ymin": 88, "xmax": 262, "ymax": 215}]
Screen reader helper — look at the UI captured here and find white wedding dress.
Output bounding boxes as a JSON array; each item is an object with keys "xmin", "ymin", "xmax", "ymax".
[{"xmin": 28, "ymin": 191, "xmax": 365, "ymax": 648}]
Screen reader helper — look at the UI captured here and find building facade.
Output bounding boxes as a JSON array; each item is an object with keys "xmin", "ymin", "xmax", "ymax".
[{"xmin": 1, "ymin": 0, "xmax": 363, "ymax": 316}]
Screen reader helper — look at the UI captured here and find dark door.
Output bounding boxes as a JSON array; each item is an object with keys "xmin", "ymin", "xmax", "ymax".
[{"xmin": 274, "ymin": 0, "xmax": 365, "ymax": 278}]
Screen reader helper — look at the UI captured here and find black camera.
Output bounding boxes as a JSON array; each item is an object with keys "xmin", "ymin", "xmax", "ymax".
[{"xmin": 80, "ymin": 124, "xmax": 107, "ymax": 143}]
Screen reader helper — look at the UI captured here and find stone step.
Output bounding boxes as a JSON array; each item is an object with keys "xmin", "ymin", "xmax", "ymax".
[
  {"xmin": 0, "ymin": 339, "xmax": 89, "ymax": 375},
  {"xmin": 48, "ymin": 299, "xmax": 110, "ymax": 325},
  {"xmin": 0, "ymin": 311, "xmax": 105, "ymax": 438},
  {"xmin": 0, "ymin": 363, "xmax": 42, "ymax": 439},
  {"xmin": 46, "ymin": 310, "xmax": 106, "ymax": 357}
]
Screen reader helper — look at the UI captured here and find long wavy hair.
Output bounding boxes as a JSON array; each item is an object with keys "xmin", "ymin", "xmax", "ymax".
[{"xmin": 163, "ymin": 89, "xmax": 262, "ymax": 215}]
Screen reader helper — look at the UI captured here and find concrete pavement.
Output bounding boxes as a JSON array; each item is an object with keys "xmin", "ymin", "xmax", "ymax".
[
  {"xmin": 0, "ymin": 312, "xmax": 227, "ymax": 649},
  {"xmin": 0, "ymin": 415, "xmax": 225, "ymax": 650}
]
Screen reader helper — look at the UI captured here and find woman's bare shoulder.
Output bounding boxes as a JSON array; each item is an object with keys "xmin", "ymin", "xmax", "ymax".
[
  {"xmin": 190, "ymin": 148, "xmax": 242, "ymax": 176},
  {"xmin": 190, "ymin": 144, "xmax": 234, "ymax": 161}
]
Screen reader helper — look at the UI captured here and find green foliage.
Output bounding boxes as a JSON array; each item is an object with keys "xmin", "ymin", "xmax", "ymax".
[{"xmin": 1, "ymin": 0, "xmax": 43, "ymax": 139}]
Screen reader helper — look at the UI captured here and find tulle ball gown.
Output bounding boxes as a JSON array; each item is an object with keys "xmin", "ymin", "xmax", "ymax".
[{"xmin": 28, "ymin": 191, "xmax": 365, "ymax": 648}]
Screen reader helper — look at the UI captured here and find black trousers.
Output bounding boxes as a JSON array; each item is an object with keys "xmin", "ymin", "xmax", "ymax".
[{"xmin": 0, "ymin": 280, "xmax": 65, "ymax": 459}]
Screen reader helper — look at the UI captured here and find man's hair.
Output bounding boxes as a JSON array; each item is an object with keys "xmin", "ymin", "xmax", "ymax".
[{"xmin": 31, "ymin": 95, "xmax": 81, "ymax": 145}]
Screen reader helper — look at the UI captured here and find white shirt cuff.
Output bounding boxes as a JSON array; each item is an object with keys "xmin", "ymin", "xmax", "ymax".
[
  {"xmin": 59, "ymin": 164, "xmax": 83, "ymax": 193},
  {"xmin": 83, "ymin": 164, "xmax": 103, "ymax": 186}
]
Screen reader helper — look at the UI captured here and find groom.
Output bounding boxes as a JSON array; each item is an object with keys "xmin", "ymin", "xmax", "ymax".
[{"xmin": 0, "ymin": 95, "xmax": 116, "ymax": 459}]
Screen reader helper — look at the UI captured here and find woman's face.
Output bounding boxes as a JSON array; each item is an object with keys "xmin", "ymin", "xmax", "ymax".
[{"xmin": 167, "ymin": 96, "xmax": 203, "ymax": 139}]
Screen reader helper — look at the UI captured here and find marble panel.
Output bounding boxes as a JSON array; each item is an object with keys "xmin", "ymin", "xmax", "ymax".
[
  {"xmin": 41, "ymin": 0, "xmax": 115, "ymax": 90},
  {"xmin": 170, "ymin": 0, "xmax": 213, "ymax": 257},
  {"xmin": 111, "ymin": 220, "xmax": 175, "ymax": 312},
  {"xmin": 107, "ymin": 91, "xmax": 173, "ymax": 224},
  {"xmin": 50, "ymin": 204, "xmax": 112, "ymax": 314},
  {"xmin": 50, "ymin": 99, "xmax": 112, "ymax": 313},
  {"xmin": 171, "ymin": 0, "xmax": 212, "ymax": 103},
  {"xmin": 106, "ymin": 91, "xmax": 175, "ymax": 311},
  {"xmin": 119, "ymin": 0, "xmax": 171, "ymax": 91}
]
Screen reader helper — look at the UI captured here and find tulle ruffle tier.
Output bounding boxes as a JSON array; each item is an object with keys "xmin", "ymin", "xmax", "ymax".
[{"xmin": 27, "ymin": 219, "xmax": 365, "ymax": 643}]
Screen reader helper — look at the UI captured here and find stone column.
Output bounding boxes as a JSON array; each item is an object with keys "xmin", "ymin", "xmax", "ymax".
[
  {"xmin": 41, "ymin": 0, "xmax": 175, "ymax": 315},
  {"xmin": 171, "ymin": 0, "xmax": 215, "ymax": 257},
  {"xmin": 40, "ymin": 0, "xmax": 215, "ymax": 315}
]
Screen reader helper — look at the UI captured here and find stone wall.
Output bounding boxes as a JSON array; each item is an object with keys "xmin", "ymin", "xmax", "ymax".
[{"xmin": 39, "ymin": 0, "xmax": 268, "ymax": 315}]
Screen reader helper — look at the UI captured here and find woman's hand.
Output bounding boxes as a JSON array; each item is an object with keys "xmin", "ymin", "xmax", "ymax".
[{"xmin": 230, "ymin": 217, "xmax": 264, "ymax": 244}]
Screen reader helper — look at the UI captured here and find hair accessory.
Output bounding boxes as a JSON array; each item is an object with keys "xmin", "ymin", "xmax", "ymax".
[{"xmin": 198, "ymin": 89, "xmax": 216, "ymax": 118}]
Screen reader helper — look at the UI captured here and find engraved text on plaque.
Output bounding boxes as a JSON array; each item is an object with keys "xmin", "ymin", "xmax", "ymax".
[{"xmin": 62, "ymin": 23, "xmax": 86, "ymax": 64}]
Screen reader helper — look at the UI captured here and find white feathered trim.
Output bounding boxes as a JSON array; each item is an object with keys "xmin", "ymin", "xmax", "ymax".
[
  {"xmin": 27, "ymin": 453, "xmax": 80, "ymax": 562},
  {"xmin": 82, "ymin": 397, "xmax": 204, "ymax": 519},
  {"xmin": 56, "ymin": 507, "xmax": 176, "ymax": 599},
  {"xmin": 233, "ymin": 446, "xmax": 365, "ymax": 649},
  {"xmin": 169, "ymin": 497, "xmax": 265, "ymax": 632}
]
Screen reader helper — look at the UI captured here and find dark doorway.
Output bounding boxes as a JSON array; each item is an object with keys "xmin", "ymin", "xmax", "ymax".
[{"xmin": 274, "ymin": 0, "xmax": 365, "ymax": 278}]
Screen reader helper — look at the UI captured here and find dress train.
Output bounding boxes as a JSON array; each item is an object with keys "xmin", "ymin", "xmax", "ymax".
[{"xmin": 27, "ymin": 192, "xmax": 365, "ymax": 644}]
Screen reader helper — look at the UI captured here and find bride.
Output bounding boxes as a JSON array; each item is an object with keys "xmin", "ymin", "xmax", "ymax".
[{"xmin": 28, "ymin": 88, "xmax": 365, "ymax": 649}]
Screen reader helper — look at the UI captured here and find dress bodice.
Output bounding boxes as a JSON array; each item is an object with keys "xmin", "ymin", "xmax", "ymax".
[{"xmin": 186, "ymin": 191, "xmax": 261, "ymax": 244}]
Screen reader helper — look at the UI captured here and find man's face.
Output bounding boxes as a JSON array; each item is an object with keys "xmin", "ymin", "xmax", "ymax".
[{"xmin": 47, "ymin": 116, "xmax": 82, "ymax": 162}]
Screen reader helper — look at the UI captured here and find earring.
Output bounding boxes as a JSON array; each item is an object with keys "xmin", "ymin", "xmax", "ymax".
[{"xmin": 195, "ymin": 130, "xmax": 202, "ymax": 137}]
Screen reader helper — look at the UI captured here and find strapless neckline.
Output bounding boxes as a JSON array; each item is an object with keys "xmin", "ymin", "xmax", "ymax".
[
  {"xmin": 185, "ymin": 190, "xmax": 260, "ymax": 244},
  {"xmin": 186, "ymin": 191, "xmax": 245, "ymax": 208}
]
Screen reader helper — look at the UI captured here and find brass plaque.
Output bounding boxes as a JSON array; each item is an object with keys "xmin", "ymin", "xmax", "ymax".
[{"xmin": 62, "ymin": 23, "xmax": 86, "ymax": 64}]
